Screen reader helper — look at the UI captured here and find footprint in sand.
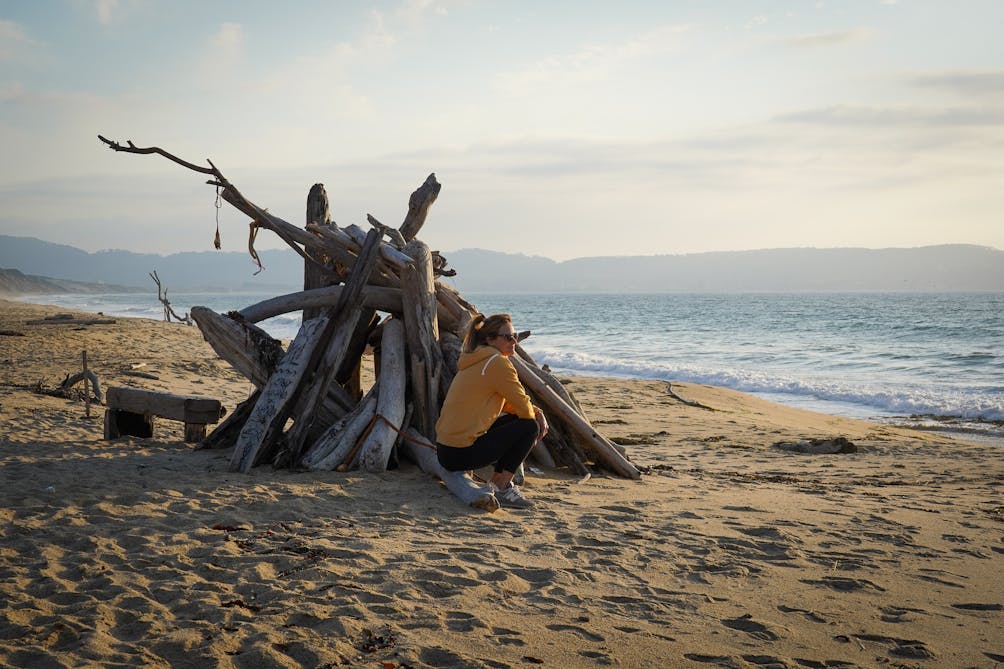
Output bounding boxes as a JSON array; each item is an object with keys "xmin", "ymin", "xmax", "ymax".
[
  {"xmin": 683, "ymin": 653, "xmax": 739, "ymax": 666},
  {"xmin": 800, "ymin": 576, "xmax": 886, "ymax": 592},
  {"xmin": 777, "ymin": 604, "xmax": 827, "ymax": 624},
  {"xmin": 445, "ymin": 610, "xmax": 486, "ymax": 632},
  {"xmin": 721, "ymin": 614, "xmax": 779, "ymax": 641},
  {"xmin": 951, "ymin": 602, "xmax": 1003, "ymax": 611},
  {"xmin": 546, "ymin": 623, "xmax": 604, "ymax": 642},
  {"xmin": 880, "ymin": 604, "xmax": 927, "ymax": 622},
  {"xmin": 492, "ymin": 626, "xmax": 525, "ymax": 646}
]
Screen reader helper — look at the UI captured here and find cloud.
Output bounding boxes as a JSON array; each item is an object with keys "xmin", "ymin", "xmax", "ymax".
[
  {"xmin": 397, "ymin": 0, "xmax": 455, "ymax": 20},
  {"xmin": 910, "ymin": 70, "xmax": 1004, "ymax": 98},
  {"xmin": 0, "ymin": 19, "xmax": 35, "ymax": 62},
  {"xmin": 497, "ymin": 24, "xmax": 689, "ymax": 94},
  {"xmin": 785, "ymin": 26, "xmax": 874, "ymax": 47},
  {"xmin": 775, "ymin": 104, "xmax": 1004, "ymax": 128},
  {"xmin": 208, "ymin": 22, "xmax": 244, "ymax": 68},
  {"xmin": 95, "ymin": 0, "xmax": 119, "ymax": 25}
]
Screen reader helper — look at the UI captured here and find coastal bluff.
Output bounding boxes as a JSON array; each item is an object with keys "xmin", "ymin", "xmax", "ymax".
[{"xmin": 3, "ymin": 235, "xmax": 1002, "ymax": 293}]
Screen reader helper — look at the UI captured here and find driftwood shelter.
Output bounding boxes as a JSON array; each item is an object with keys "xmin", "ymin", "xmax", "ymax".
[{"xmin": 99, "ymin": 135, "xmax": 640, "ymax": 510}]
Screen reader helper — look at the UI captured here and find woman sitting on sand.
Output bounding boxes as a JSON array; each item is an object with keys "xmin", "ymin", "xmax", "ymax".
[{"xmin": 435, "ymin": 313, "xmax": 548, "ymax": 509}]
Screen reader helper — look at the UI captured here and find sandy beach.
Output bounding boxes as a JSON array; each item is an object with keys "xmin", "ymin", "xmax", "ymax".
[{"xmin": 1, "ymin": 297, "xmax": 1001, "ymax": 668}]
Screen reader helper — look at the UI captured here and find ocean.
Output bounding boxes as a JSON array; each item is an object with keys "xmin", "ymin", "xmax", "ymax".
[{"xmin": 19, "ymin": 290, "xmax": 1004, "ymax": 442}]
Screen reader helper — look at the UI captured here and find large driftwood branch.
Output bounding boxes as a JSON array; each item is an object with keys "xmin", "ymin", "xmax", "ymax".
[
  {"xmin": 401, "ymin": 239, "xmax": 443, "ymax": 439},
  {"xmin": 98, "ymin": 135, "xmax": 381, "ymax": 281},
  {"xmin": 191, "ymin": 307, "xmax": 282, "ymax": 387},
  {"xmin": 399, "ymin": 173, "xmax": 441, "ymax": 242},
  {"xmin": 512, "ymin": 356, "xmax": 641, "ymax": 479},
  {"xmin": 237, "ymin": 286, "xmax": 392, "ymax": 323},
  {"xmin": 303, "ymin": 183, "xmax": 333, "ymax": 321}
]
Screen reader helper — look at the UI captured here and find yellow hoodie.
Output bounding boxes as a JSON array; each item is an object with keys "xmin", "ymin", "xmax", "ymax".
[{"xmin": 435, "ymin": 345, "xmax": 536, "ymax": 447}]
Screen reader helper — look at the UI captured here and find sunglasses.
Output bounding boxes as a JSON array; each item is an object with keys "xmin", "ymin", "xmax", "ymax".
[{"xmin": 493, "ymin": 332, "xmax": 519, "ymax": 342}]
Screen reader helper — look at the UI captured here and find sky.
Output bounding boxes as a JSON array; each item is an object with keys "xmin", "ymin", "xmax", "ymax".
[{"xmin": 1, "ymin": 1, "xmax": 1002, "ymax": 261}]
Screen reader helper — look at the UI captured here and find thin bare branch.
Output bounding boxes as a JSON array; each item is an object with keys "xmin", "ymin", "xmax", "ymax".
[{"xmin": 98, "ymin": 135, "xmax": 220, "ymax": 178}]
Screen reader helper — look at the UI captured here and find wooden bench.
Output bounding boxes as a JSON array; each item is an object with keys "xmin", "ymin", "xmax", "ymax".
[{"xmin": 104, "ymin": 386, "xmax": 226, "ymax": 443}]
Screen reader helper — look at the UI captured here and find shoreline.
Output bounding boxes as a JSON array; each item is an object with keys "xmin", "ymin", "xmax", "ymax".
[
  {"xmin": 3, "ymin": 297, "xmax": 1004, "ymax": 666},
  {"xmin": 8, "ymin": 292, "xmax": 1001, "ymax": 449}
]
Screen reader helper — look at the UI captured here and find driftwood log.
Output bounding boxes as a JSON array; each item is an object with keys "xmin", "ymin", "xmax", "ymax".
[
  {"xmin": 357, "ymin": 318, "xmax": 407, "ymax": 472},
  {"xmin": 99, "ymin": 134, "xmax": 642, "ymax": 509}
]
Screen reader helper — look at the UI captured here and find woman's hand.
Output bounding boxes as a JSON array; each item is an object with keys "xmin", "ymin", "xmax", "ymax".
[{"xmin": 534, "ymin": 408, "xmax": 549, "ymax": 442}]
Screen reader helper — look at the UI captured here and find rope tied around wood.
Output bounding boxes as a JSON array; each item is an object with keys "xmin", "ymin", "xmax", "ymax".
[
  {"xmin": 338, "ymin": 411, "xmax": 437, "ymax": 472},
  {"xmin": 248, "ymin": 222, "xmax": 263, "ymax": 274}
]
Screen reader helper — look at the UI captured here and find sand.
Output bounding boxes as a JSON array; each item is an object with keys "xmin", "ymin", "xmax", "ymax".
[{"xmin": 1, "ymin": 297, "xmax": 1002, "ymax": 668}]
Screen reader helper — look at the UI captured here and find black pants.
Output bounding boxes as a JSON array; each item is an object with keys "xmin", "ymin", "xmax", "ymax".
[{"xmin": 437, "ymin": 413, "xmax": 538, "ymax": 475}]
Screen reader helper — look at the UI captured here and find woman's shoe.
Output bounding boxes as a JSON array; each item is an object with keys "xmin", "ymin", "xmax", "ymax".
[{"xmin": 491, "ymin": 482, "xmax": 533, "ymax": 509}]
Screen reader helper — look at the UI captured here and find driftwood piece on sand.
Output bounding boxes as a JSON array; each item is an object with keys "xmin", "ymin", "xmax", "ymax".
[
  {"xmin": 104, "ymin": 386, "xmax": 225, "ymax": 443},
  {"xmin": 666, "ymin": 383, "xmax": 716, "ymax": 411},
  {"xmin": 357, "ymin": 318, "xmax": 407, "ymax": 472},
  {"xmin": 399, "ymin": 427, "xmax": 499, "ymax": 511},
  {"xmin": 60, "ymin": 369, "xmax": 103, "ymax": 403}
]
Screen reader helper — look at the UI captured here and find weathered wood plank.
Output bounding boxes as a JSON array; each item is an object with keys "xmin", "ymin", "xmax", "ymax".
[{"xmin": 106, "ymin": 386, "xmax": 224, "ymax": 424}]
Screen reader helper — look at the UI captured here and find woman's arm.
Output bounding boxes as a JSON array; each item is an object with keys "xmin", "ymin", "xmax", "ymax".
[{"xmin": 489, "ymin": 356, "xmax": 536, "ymax": 420}]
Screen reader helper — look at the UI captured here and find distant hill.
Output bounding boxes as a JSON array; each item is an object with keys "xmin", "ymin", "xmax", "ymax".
[
  {"xmin": 0, "ymin": 268, "xmax": 140, "ymax": 296},
  {"xmin": 1, "ymin": 235, "xmax": 1002, "ymax": 293},
  {"xmin": 0, "ymin": 235, "xmax": 304, "ymax": 292},
  {"xmin": 443, "ymin": 245, "xmax": 1004, "ymax": 293}
]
